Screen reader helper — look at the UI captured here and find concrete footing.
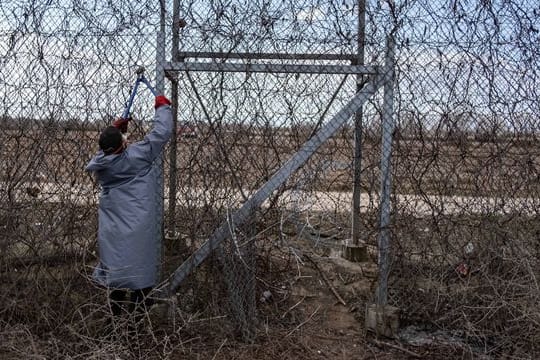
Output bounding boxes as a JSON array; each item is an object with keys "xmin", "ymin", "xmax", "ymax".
[
  {"xmin": 341, "ymin": 244, "xmax": 369, "ymax": 262},
  {"xmin": 149, "ymin": 295, "xmax": 177, "ymax": 324},
  {"xmin": 365, "ymin": 304, "xmax": 400, "ymax": 338}
]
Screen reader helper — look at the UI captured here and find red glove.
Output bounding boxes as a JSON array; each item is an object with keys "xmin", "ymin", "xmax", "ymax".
[
  {"xmin": 112, "ymin": 117, "xmax": 130, "ymax": 133},
  {"xmin": 155, "ymin": 95, "xmax": 171, "ymax": 109}
]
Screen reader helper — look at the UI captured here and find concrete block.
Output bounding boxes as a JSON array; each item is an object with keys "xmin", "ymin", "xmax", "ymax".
[
  {"xmin": 342, "ymin": 244, "xmax": 369, "ymax": 262},
  {"xmin": 149, "ymin": 296, "xmax": 177, "ymax": 325},
  {"xmin": 365, "ymin": 304, "xmax": 400, "ymax": 338}
]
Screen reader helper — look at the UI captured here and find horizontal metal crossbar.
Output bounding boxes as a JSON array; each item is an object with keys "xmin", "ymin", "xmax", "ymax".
[
  {"xmin": 164, "ymin": 61, "xmax": 379, "ymax": 75},
  {"xmin": 177, "ymin": 51, "xmax": 357, "ymax": 62}
]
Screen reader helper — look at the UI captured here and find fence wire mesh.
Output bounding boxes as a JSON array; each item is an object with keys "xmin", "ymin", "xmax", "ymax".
[{"xmin": 1, "ymin": 0, "xmax": 539, "ymax": 358}]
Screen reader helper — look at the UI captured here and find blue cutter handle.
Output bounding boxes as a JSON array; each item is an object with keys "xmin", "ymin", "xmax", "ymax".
[
  {"xmin": 121, "ymin": 75, "xmax": 158, "ymax": 119},
  {"xmin": 122, "ymin": 78, "xmax": 141, "ymax": 119},
  {"xmin": 140, "ymin": 76, "xmax": 158, "ymax": 97}
]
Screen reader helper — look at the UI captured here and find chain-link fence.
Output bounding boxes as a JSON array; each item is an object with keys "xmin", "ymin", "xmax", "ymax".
[
  {"xmin": 0, "ymin": 1, "xmax": 168, "ymax": 357},
  {"xmin": 1, "ymin": 0, "xmax": 539, "ymax": 358},
  {"xmin": 389, "ymin": 2, "xmax": 540, "ymax": 356}
]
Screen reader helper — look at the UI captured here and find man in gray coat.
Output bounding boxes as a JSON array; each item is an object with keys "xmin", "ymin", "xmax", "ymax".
[{"xmin": 86, "ymin": 95, "xmax": 172, "ymax": 320}]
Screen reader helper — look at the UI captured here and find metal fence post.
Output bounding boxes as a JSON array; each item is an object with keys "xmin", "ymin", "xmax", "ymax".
[
  {"xmin": 156, "ymin": 0, "xmax": 166, "ymax": 94},
  {"xmin": 376, "ymin": 34, "xmax": 395, "ymax": 306},
  {"xmin": 166, "ymin": 0, "xmax": 181, "ymax": 243},
  {"xmin": 156, "ymin": 0, "xmax": 167, "ymax": 284},
  {"xmin": 351, "ymin": 0, "xmax": 366, "ymax": 246}
]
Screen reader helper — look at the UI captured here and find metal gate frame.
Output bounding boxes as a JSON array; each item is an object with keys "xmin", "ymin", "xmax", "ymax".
[{"xmin": 156, "ymin": 1, "xmax": 396, "ymax": 308}]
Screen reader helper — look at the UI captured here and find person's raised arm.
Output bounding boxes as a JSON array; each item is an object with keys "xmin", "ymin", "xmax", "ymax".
[{"xmin": 131, "ymin": 95, "xmax": 173, "ymax": 162}]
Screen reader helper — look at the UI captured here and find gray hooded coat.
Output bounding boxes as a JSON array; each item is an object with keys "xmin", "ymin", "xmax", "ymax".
[{"xmin": 86, "ymin": 104, "xmax": 173, "ymax": 290}]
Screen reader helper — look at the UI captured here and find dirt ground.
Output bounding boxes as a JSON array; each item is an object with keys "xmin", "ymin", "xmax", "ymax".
[{"xmin": 142, "ymin": 232, "xmax": 463, "ymax": 360}]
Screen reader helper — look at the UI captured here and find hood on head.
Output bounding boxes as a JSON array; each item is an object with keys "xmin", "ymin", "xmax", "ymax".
[{"xmin": 86, "ymin": 152, "xmax": 119, "ymax": 172}]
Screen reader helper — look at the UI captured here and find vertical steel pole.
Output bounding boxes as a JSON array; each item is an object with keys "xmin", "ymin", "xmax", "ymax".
[
  {"xmin": 351, "ymin": 0, "xmax": 366, "ymax": 245},
  {"xmin": 376, "ymin": 35, "xmax": 395, "ymax": 306},
  {"xmin": 156, "ymin": 0, "xmax": 166, "ymax": 94},
  {"xmin": 167, "ymin": 0, "xmax": 180, "ymax": 240},
  {"xmin": 156, "ymin": 0, "xmax": 166, "ymax": 282}
]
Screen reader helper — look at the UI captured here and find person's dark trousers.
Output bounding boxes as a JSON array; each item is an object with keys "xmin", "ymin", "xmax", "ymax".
[
  {"xmin": 128, "ymin": 287, "xmax": 154, "ymax": 322},
  {"xmin": 108, "ymin": 287, "xmax": 154, "ymax": 318},
  {"xmin": 106, "ymin": 287, "xmax": 154, "ymax": 337},
  {"xmin": 109, "ymin": 289, "xmax": 127, "ymax": 317}
]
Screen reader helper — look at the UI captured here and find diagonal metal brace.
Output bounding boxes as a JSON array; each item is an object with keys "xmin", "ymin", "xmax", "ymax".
[{"xmin": 160, "ymin": 73, "xmax": 386, "ymax": 297}]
